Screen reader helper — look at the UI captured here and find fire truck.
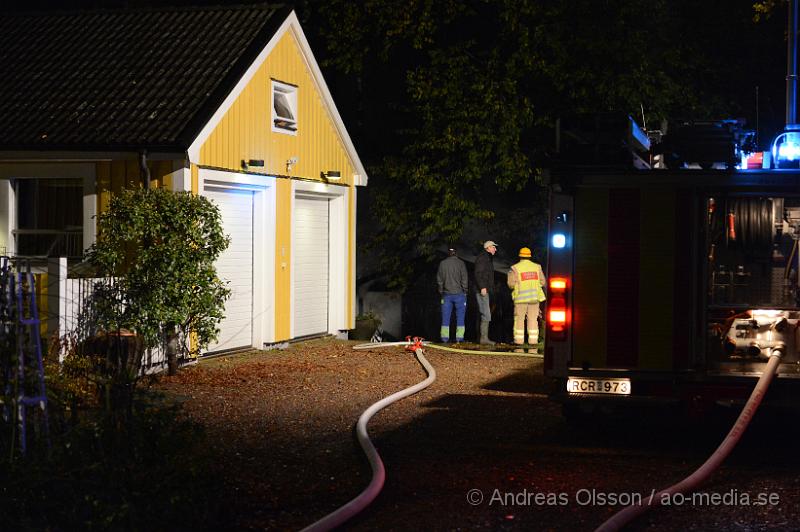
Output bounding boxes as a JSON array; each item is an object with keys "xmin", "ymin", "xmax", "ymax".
[
  {"xmin": 544, "ymin": 0, "xmax": 800, "ymax": 421},
  {"xmin": 544, "ymin": 113, "xmax": 800, "ymax": 420}
]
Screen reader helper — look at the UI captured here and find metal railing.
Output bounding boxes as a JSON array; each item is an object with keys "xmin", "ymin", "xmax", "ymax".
[
  {"xmin": 12, "ymin": 229, "xmax": 83, "ymax": 258},
  {"xmin": 46, "ymin": 258, "xmax": 173, "ymax": 373}
]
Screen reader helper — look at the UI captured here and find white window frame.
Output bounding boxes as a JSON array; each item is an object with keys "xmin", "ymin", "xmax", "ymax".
[
  {"xmin": 0, "ymin": 163, "xmax": 96, "ymax": 257},
  {"xmin": 271, "ymin": 79, "xmax": 298, "ymax": 135}
]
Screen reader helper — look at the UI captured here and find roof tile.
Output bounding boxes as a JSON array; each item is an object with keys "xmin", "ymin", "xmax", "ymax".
[{"xmin": 0, "ymin": 4, "xmax": 287, "ymax": 151}]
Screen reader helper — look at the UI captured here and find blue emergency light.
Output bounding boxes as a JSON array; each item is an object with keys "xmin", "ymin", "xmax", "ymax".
[
  {"xmin": 772, "ymin": 0, "xmax": 800, "ymax": 168},
  {"xmin": 771, "ymin": 130, "xmax": 800, "ymax": 164},
  {"xmin": 552, "ymin": 233, "xmax": 566, "ymax": 249}
]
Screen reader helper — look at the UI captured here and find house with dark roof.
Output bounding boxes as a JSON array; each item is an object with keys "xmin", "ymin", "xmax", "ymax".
[{"xmin": 0, "ymin": 4, "xmax": 368, "ymax": 351}]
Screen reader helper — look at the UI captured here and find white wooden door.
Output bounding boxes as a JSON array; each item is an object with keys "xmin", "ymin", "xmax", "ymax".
[
  {"xmin": 293, "ymin": 195, "xmax": 329, "ymax": 337},
  {"xmin": 205, "ymin": 187, "xmax": 254, "ymax": 352}
]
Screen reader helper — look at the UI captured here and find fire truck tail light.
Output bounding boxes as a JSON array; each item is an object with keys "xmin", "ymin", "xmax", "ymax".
[
  {"xmin": 547, "ymin": 291, "xmax": 568, "ymax": 341},
  {"xmin": 549, "ymin": 309, "xmax": 566, "ymax": 324}
]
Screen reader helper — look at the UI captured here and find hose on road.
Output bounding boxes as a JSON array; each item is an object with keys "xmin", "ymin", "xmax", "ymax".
[
  {"xmin": 595, "ymin": 351, "xmax": 783, "ymax": 532},
  {"xmin": 301, "ymin": 339, "xmax": 436, "ymax": 532}
]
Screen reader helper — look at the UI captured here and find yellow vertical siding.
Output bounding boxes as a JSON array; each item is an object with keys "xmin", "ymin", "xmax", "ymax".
[
  {"xmin": 191, "ymin": 164, "xmax": 199, "ymax": 194},
  {"xmin": 199, "ymin": 30, "xmax": 357, "ymax": 186},
  {"xmin": 34, "ymin": 273, "xmax": 48, "ymax": 339},
  {"xmin": 96, "ymin": 161, "xmax": 112, "ymax": 214},
  {"xmin": 153, "ymin": 160, "xmax": 173, "ymax": 189},
  {"xmin": 95, "ymin": 159, "xmax": 185, "ymax": 214},
  {"xmin": 274, "ymin": 179, "xmax": 293, "ymax": 340},
  {"xmin": 199, "ymin": 28, "xmax": 362, "ymax": 340}
]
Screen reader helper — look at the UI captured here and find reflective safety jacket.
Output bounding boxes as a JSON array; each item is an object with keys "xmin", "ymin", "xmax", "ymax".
[{"xmin": 508, "ymin": 259, "xmax": 546, "ymax": 303}]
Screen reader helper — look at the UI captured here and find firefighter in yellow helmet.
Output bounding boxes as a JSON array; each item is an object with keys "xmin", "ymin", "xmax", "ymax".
[{"xmin": 507, "ymin": 247, "xmax": 546, "ymax": 346}]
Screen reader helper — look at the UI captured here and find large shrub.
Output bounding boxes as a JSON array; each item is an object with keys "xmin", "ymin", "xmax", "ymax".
[{"xmin": 86, "ymin": 187, "xmax": 230, "ymax": 374}]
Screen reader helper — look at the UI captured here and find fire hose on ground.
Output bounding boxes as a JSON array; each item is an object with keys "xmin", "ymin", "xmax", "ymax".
[
  {"xmin": 595, "ymin": 347, "xmax": 784, "ymax": 532},
  {"xmin": 352, "ymin": 340, "xmax": 543, "ymax": 358},
  {"xmin": 301, "ymin": 338, "xmax": 436, "ymax": 532},
  {"xmin": 302, "ymin": 337, "xmax": 541, "ymax": 531}
]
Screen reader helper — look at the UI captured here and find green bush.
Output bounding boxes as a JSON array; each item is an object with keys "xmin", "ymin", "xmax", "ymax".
[
  {"xmin": 87, "ymin": 187, "xmax": 230, "ymax": 374},
  {"xmin": 0, "ymin": 187, "xmax": 230, "ymax": 527},
  {"xmin": 0, "ymin": 341, "xmax": 221, "ymax": 530}
]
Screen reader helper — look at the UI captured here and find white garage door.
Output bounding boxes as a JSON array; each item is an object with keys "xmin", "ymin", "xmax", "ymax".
[
  {"xmin": 294, "ymin": 195, "xmax": 329, "ymax": 337},
  {"xmin": 206, "ymin": 187, "xmax": 254, "ymax": 352}
]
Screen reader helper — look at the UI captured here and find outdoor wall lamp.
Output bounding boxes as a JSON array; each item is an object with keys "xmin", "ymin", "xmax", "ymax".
[
  {"xmin": 287, "ymin": 156, "xmax": 298, "ymax": 172},
  {"xmin": 241, "ymin": 159, "xmax": 265, "ymax": 170},
  {"xmin": 321, "ymin": 170, "xmax": 341, "ymax": 180}
]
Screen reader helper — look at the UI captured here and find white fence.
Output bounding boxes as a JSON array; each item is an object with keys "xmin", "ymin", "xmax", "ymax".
[{"xmin": 46, "ymin": 257, "xmax": 170, "ymax": 373}]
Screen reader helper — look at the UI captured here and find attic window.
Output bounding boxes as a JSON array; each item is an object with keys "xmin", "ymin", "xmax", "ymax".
[{"xmin": 272, "ymin": 80, "xmax": 297, "ymax": 135}]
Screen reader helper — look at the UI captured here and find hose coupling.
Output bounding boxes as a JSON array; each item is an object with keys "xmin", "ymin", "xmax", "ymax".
[
  {"xmin": 405, "ymin": 336, "xmax": 425, "ymax": 352},
  {"xmin": 772, "ymin": 317, "xmax": 790, "ymax": 333},
  {"xmin": 747, "ymin": 341, "xmax": 762, "ymax": 358},
  {"xmin": 769, "ymin": 341, "xmax": 787, "ymax": 359}
]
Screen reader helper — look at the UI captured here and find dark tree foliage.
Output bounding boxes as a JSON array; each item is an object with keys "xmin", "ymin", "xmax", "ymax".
[{"xmin": 298, "ymin": 0, "xmax": 785, "ymax": 289}]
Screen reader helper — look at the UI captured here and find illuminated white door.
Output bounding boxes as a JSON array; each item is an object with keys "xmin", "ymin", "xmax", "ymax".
[
  {"xmin": 205, "ymin": 187, "xmax": 254, "ymax": 352},
  {"xmin": 294, "ymin": 195, "xmax": 329, "ymax": 337}
]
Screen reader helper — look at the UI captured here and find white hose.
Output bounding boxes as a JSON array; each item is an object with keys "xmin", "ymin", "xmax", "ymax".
[
  {"xmin": 301, "ymin": 345, "xmax": 436, "ymax": 532},
  {"xmin": 352, "ymin": 341, "xmax": 412, "ymax": 350},
  {"xmin": 595, "ymin": 352, "xmax": 783, "ymax": 532}
]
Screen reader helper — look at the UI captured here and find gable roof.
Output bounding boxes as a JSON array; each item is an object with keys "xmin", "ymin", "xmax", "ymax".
[
  {"xmin": 187, "ymin": 9, "xmax": 368, "ymax": 184},
  {"xmin": 0, "ymin": 3, "xmax": 289, "ymax": 152}
]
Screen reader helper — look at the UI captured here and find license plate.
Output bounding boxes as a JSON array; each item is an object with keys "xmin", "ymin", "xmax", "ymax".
[{"xmin": 567, "ymin": 377, "xmax": 631, "ymax": 395}]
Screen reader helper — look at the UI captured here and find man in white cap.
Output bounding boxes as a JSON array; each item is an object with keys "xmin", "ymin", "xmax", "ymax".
[{"xmin": 474, "ymin": 240, "xmax": 497, "ymax": 344}]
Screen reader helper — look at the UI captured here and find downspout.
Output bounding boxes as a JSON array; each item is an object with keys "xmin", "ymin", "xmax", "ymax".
[{"xmin": 139, "ymin": 150, "xmax": 151, "ymax": 189}]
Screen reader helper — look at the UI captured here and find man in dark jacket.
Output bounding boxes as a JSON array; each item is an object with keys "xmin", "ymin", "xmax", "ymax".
[
  {"xmin": 474, "ymin": 240, "xmax": 497, "ymax": 344},
  {"xmin": 437, "ymin": 248, "xmax": 468, "ymax": 342}
]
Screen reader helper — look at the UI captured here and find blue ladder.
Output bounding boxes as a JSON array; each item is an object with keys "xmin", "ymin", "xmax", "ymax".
[
  {"xmin": 14, "ymin": 261, "xmax": 49, "ymax": 455},
  {"xmin": 0, "ymin": 257, "xmax": 12, "ymax": 424}
]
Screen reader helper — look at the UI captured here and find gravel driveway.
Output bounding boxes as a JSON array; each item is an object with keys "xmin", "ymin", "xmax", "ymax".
[{"xmin": 154, "ymin": 338, "xmax": 800, "ymax": 531}]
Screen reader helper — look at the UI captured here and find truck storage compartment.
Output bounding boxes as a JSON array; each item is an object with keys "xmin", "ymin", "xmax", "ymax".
[{"xmin": 705, "ymin": 195, "xmax": 800, "ymax": 374}]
